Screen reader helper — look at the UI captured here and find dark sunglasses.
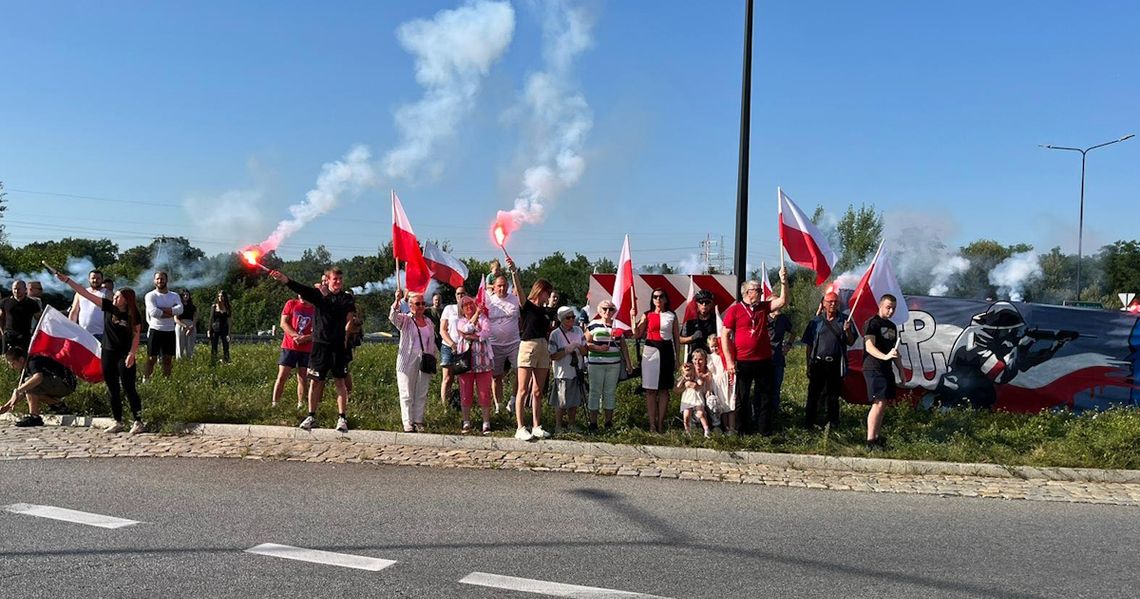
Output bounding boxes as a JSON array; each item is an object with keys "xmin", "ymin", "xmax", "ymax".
[
  {"xmin": 411, "ymin": 301, "xmax": 425, "ymax": 306},
  {"xmin": 652, "ymin": 294, "xmax": 666, "ymax": 299},
  {"xmin": 601, "ymin": 306, "xmax": 615, "ymax": 312},
  {"xmin": 696, "ymin": 299, "xmax": 712, "ymax": 305}
]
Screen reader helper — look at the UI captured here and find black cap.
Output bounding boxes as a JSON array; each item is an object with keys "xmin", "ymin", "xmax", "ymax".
[{"xmin": 694, "ymin": 290, "xmax": 714, "ymax": 302}]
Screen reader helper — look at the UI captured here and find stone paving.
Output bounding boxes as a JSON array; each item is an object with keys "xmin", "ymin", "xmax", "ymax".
[{"xmin": 2, "ymin": 422, "xmax": 1139, "ymax": 507}]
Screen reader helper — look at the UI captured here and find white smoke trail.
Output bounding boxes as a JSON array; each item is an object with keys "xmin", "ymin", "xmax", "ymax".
[
  {"xmin": 259, "ymin": 145, "xmax": 377, "ymax": 252},
  {"xmin": 131, "ymin": 239, "xmax": 227, "ymax": 291},
  {"xmin": 500, "ymin": 0, "xmax": 594, "ymax": 226},
  {"xmin": 184, "ymin": 188, "xmax": 267, "ymax": 248},
  {"xmin": 929, "ymin": 256, "xmax": 970, "ymax": 296},
  {"xmin": 383, "ymin": 0, "xmax": 516, "ymax": 181},
  {"xmin": 677, "ymin": 253, "xmax": 709, "ymax": 275},
  {"xmin": 989, "ymin": 251, "xmax": 1042, "ymax": 302},
  {"xmin": 0, "ymin": 257, "xmax": 98, "ymax": 294},
  {"xmin": 883, "ymin": 211, "xmax": 971, "ymax": 297}
]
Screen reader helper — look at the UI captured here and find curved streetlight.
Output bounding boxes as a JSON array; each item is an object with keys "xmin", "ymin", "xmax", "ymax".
[{"xmin": 1039, "ymin": 134, "xmax": 1134, "ymax": 299}]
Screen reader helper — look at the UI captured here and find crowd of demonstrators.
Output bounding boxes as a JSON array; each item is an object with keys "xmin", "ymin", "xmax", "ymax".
[
  {"xmin": 175, "ymin": 290, "xmax": 197, "ymax": 359},
  {"xmin": 57, "ymin": 272, "xmax": 145, "ymax": 433},
  {"xmin": 506, "ymin": 256, "xmax": 557, "ymax": 441},
  {"xmin": 720, "ymin": 268, "xmax": 788, "ymax": 436},
  {"xmin": 453, "ymin": 295, "xmax": 493, "ymax": 434},
  {"xmin": 1, "ymin": 280, "xmax": 42, "ymax": 352},
  {"xmin": 143, "ymin": 271, "xmax": 183, "ymax": 380},
  {"xmin": 801, "ymin": 291, "xmax": 856, "ymax": 430},
  {"xmin": 272, "ymin": 294, "xmax": 313, "ymax": 409},
  {"xmin": 437, "ymin": 286, "xmax": 467, "ymax": 409},
  {"xmin": 862, "ymin": 294, "xmax": 902, "ymax": 450},
  {"xmin": 632, "ymin": 288, "xmax": 680, "ymax": 434},
  {"xmin": 208, "ymin": 290, "xmax": 232, "ymax": 363},
  {"xmin": 69, "ymin": 270, "xmax": 109, "ymax": 340},
  {"xmin": 389, "ymin": 289, "xmax": 437, "ymax": 433},
  {"xmin": 584, "ymin": 299, "xmax": 631, "ymax": 432},
  {"xmin": 268, "ymin": 266, "xmax": 355, "ymax": 433}
]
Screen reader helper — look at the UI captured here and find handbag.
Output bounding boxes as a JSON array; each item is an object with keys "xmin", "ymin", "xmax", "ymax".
[
  {"xmin": 450, "ymin": 346, "xmax": 473, "ymax": 375},
  {"xmin": 415, "ymin": 324, "xmax": 438, "ymax": 374}
]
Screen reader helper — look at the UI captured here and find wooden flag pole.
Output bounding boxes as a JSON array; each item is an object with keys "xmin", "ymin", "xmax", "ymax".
[{"xmin": 394, "ymin": 258, "xmax": 402, "ymax": 293}]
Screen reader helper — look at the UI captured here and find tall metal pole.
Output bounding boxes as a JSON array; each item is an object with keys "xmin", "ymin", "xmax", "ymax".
[
  {"xmin": 733, "ymin": 0, "xmax": 754, "ymax": 300},
  {"xmin": 1040, "ymin": 134, "xmax": 1133, "ymax": 301},
  {"xmin": 1077, "ymin": 152, "xmax": 1086, "ymax": 299}
]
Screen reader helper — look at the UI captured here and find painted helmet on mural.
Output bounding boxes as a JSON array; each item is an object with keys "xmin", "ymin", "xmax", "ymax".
[{"xmin": 970, "ymin": 301, "xmax": 1027, "ymax": 345}]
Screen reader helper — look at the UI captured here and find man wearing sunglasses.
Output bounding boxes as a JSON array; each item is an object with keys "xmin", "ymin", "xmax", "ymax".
[
  {"xmin": 679, "ymin": 289, "xmax": 718, "ymax": 362},
  {"xmin": 720, "ymin": 267, "xmax": 788, "ymax": 436}
]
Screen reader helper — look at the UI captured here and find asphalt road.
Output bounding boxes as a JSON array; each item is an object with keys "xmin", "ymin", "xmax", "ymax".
[{"xmin": 0, "ymin": 458, "xmax": 1134, "ymax": 598}]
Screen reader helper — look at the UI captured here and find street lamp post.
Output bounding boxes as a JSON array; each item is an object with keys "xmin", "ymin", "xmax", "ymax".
[
  {"xmin": 1040, "ymin": 134, "xmax": 1134, "ymax": 299},
  {"xmin": 733, "ymin": 0, "xmax": 754, "ymax": 300}
]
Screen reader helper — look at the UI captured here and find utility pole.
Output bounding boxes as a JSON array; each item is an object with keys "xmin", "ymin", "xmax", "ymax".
[{"xmin": 733, "ymin": 0, "xmax": 754, "ymax": 300}]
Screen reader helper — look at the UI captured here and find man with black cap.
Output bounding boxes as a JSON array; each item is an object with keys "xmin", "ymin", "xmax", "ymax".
[
  {"xmin": 679, "ymin": 289, "xmax": 718, "ymax": 362},
  {"xmin": 800, "ymin": 291, "xmax": 856, "ymax": 429}
]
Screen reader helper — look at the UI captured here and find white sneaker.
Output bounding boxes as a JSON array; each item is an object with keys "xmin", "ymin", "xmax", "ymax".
[
  {"xmin": 104, "ymin": 422, "xmax": 124, "ymax": 434},
  {"xmin": 335, "ymin": 417, "xmax": 349, "ymax": 433},
  {"xmin": 514, "ymin": 427, "xmax": 533, "ymax": 441},
  {"xmin": 296, "ymin": 401, "xmax": 304, "ymax": 410},
  {"xmin": 299, "ymin": 416, "xmax": 315, "ymax": 431},
  {"xmin": 129, "ymin": 421, "xmax": 144, "ymax": 435},
  {"xmin": 531, "ymin": 425, "xmax": 549, "ymax": 440}
]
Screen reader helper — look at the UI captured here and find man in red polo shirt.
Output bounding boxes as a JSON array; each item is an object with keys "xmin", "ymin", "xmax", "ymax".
[{"xmin": 720, "ymin": 267, "xmax": 788, "ymax": 436}]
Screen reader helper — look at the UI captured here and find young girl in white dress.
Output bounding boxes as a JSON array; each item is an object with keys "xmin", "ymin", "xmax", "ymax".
[
  {"xmin": 676, "ymin": 348, "xmax": 712, "ymax": 438},
  {"xmin": 706, "ymin": 336, "xmax": 736, "ymax": 434}
]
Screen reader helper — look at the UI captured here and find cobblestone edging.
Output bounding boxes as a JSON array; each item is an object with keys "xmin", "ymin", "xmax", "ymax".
[{"xmin": 2, "ymin": 415, "xmax": 1139, "ymax": 507}]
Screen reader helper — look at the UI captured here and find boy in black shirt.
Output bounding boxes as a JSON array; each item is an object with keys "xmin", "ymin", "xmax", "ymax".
[
  {"xmin": 862, "ymin": 294, "xmax": 902, "ymax": 449},
  {"xmin": 268, "ymin": 267, "xmax": 356, "ymax": 434},
  {"xmin": 2, "ymin": 347, "xmax": 77, "ymax": 427}
]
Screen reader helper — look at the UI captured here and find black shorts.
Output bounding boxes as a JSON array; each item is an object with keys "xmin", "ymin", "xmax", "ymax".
[
  {"xmin": 2, "ymin": 331, "xmax": 30, "ymax": 352},
  {"xmin": 278, "ymin": 349, "xmax": 311, "ymax": 369},
  {"xmin": 147, "ymin": 330, "xmax": 176, "ymax": 358},
  {"xmin": 864, "ymin": 367, "xmax": 896, "ymax": 402},
  {"xmin": 308, "ymin": 343, "xmax": 350, "ymax": 381}
]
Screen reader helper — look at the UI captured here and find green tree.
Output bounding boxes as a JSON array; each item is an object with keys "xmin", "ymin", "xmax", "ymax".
[
  {"xmin": 834, "ymin": 204, "xmax": 883, "ymax": 273},
  {"xmin": 1098, "ymin": 240, "xmax": 1140, "ymax": 306},
  {"xmin": 954, "ymin": 240, "xmax": 1033, "ymax": 299}
]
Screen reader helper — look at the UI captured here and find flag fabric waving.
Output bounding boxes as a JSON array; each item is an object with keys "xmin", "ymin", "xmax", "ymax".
[
  {"xmin": 391, "ymin": 190, "xmax": 432, "ymax": 293},
  {"xmin": 760, "ymin": 261, "xmax": 774, "ymax": 301},
  {"xmin": 423, "ymin": 241, "xmax": 469, "ymax": 288},
  {"xmin": 475, "ymin": 274, "xmax": 488, "ymax": 308},
  {"xmin": 778, "ymin": 188, "xmax": 838, "ymax": 285},
  {"xmin": 681, "ymin": 276, "xmax": 698, "ymax": 323},
  {"xmin": 28, "ymin": 306, "xmax": 103, "ymax": 383},
  {"xmin": 611, "ymin": 235, "xmax": 636, "ymax": 332},
  {"xmin": 848, "ymin": 240, "xmax": 909, "ymax": 330}
]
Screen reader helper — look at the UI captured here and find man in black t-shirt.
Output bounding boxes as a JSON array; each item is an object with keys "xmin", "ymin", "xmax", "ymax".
[
  {"xmin": 269, "ymin": 266, "xmax": 356, "ymax": 434},
  {"xmin": 2, "ymin": 347, "xmax": 76, "ymax": 427},
  {"xmin": 862, "ymin": 294, "xmax": 902, "ymax": 449},
  {"xmin": 0, "ymin": 280, "xmax": 42, "ymax": 352},
  {"xmin": 679, "ymin": 290, "xmax": 717, "ymax": 362}
]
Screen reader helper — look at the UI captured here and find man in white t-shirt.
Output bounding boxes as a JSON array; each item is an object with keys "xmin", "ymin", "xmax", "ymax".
[
  {"xmin": 143, "ymin": 271, "xmax": 183, "ymax": 380},
  {"xmin": 438, "ymin": 286, "xmax": 467, "ymax": 408},
  {"xmin": 69, "ymin": 270, "xmax": 109, "ymax": 341}
]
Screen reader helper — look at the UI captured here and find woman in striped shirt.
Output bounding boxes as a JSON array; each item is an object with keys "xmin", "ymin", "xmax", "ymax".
[{"xmin": 584, "ymin": 300, "xmax": 631, "ymax": 433}]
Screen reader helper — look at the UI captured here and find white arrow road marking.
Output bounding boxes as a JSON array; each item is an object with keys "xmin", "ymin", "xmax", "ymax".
[
  {"xmin": 245, "ymin": 543, "xmax": 397, "ymax": 572},
  {"xmin": 459, "ymin": 572, "xmax": 674, "ymax": 599},
  {"xmin": 3, "ymin": 503, "xmax": 141, "ymax": 529}
]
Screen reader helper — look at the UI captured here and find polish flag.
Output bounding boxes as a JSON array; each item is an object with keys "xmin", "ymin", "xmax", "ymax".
[
  {"xmin": 475, "ymin": 274, "xmax": 488, "ymax": 308},
  {"xmin": 391, "ymin": 190, "xmax": 432, "ymax": 293},
  {"xmin": 778, "ymin": 187, "xmax": 838, "ymax": 285},
  {"xmin": 849, "ymin": 240, "xmax": 910, "ymax": 330},
  {"xmin": 28, "ymin": 306, "xmax": 103, "ymax": 383},
  {"xmin": 681, "ymin": 276, "xmax": 698, "ymax": 322},
  {"xmin": 611, "ymin": 235, "xmax": 636, "ymax": 332},
  {"xmin": 423, "ymin": 241, "xmax": 469, "ymax": 288},
  {"xmin": 760, "ymin": 261, "xmax": 774, "ymax": 301}
]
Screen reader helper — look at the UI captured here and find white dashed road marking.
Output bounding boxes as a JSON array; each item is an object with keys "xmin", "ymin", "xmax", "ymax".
[
  {"xmin": 245, "ymin": 543, "xmax": 397, "ymax": 571},
  {"xmin": 3, "ymin": 503, "xmax": 141, "ymax": 529},
  {"xmin": 459, "ymin": 572, "xmax": 674, "ymax": 598}
]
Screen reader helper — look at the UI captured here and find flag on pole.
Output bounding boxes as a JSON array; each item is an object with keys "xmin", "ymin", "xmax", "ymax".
[
  {"xmin": 612, "ymin": 235, "xmax": 635, "ymax": 332},
  {"xmin": 391, "ymin": 190, "xmax": 432, "ymax": 293},
  {"xmin": 681, "ymin": 276, "xmax": 699, "ymax": 323},
  {"xmin": 27, "ymin": 306, "xmax": 103, "ymax": 383},
  {"xmin": 760, "ymin": 261, "xmax": 774, "ymax": 301},
  {"xmin": 475, "ymin": 274, "xmax": 488, "ymax": 308},
  {"xmin": 849, "ymin": 240, "xmax": 909, "ymax": 330},
  {"xmin": 423, "ymin": 241, "xmax": 469, "ymax": 288},
  {"xmin": 778, "ymin": 187, "xmax": 838, "ymax": 285}
]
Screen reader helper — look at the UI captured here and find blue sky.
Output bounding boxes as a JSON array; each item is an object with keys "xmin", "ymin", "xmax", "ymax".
[{"xmin": 2, "ymin": 0, "xmax": 1137, "ymax": 275}]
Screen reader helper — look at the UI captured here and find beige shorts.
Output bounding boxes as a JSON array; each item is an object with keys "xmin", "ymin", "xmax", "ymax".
[{"xmin": 517, "ymin": 339, "xmax": 551, "ymax": 369}]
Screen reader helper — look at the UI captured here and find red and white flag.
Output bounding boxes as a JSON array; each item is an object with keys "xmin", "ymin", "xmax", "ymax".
[
  {"xmin": 391, "ymin": 190, "xmax": 432, "ymax": 293},
  {"xmin": 475, "ymin": 273, "xmax": 488, "ymax": 308},
  {"xmin": 423, "ymin": 241, "xmax": 469, "ymax": 288},
  {"xmin": 849, "ymin": 240, "xmax": 909, "ymax": 330},
  {"xmin": 778, "ymin": 187, "xmax": 838, "ymax": 285},
  {"xmin": 760, "ymin": 261, "xmax": 774, "ymax": 301},
  {"xmin": 611, "ymin": 235, "xmax": 636, "ymax": 332},
  {"xmin": 681, "ymin": 276, "xmax": 698, "ymax": 323},
  {"xmin": 28, "ymin": 306, "xmax": 103, "ymax": 383}
]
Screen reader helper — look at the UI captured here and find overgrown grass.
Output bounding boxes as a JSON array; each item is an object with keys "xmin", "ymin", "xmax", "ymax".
[{"xmin": 6, "ymin": 344, "xmax": 1139, "ymax": 470}]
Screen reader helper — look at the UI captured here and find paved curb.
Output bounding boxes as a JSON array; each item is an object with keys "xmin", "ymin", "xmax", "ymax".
[{"xmin": 14, "ymin": 413, "xmax": 1139, "ymax": 485}]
